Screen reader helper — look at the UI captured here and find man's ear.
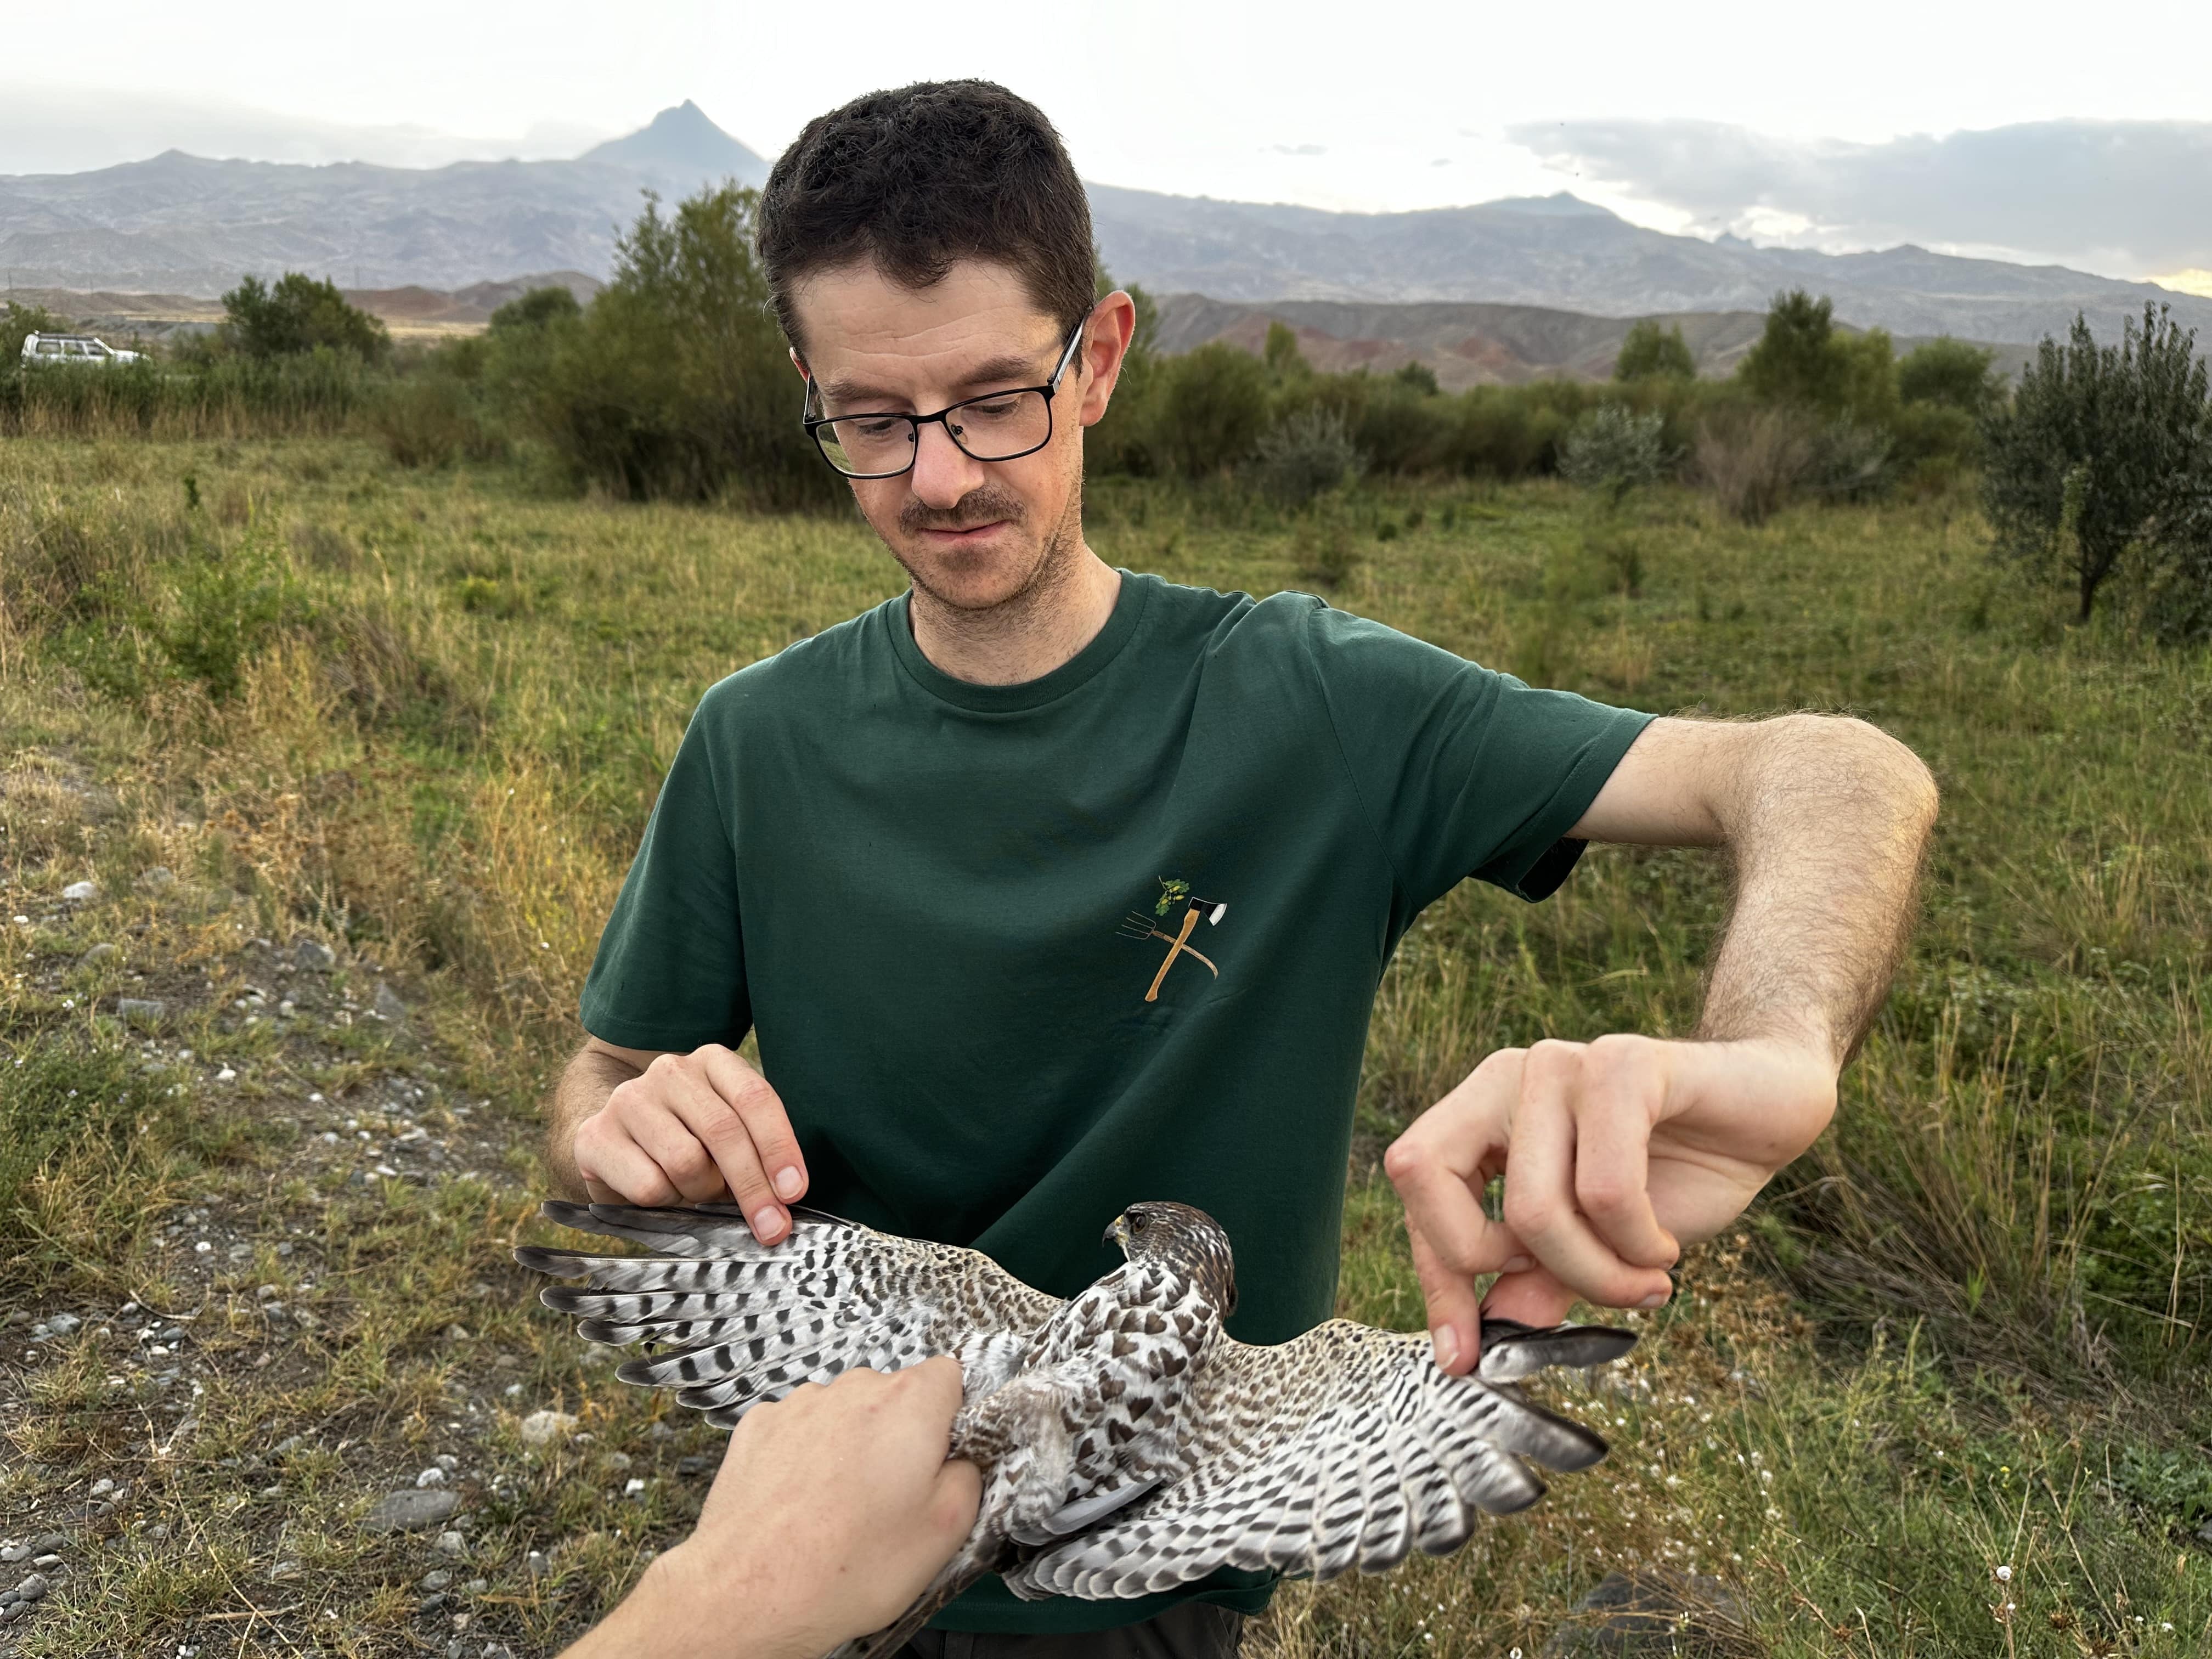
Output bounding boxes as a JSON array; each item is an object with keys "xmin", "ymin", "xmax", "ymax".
[
  {"xmin": 788, "ymin": 346, "xmax": 810, "ymax": 381},
  {"xmin": 1076, "ymin": 291, "xmax": 1138, "ymax": 427}
]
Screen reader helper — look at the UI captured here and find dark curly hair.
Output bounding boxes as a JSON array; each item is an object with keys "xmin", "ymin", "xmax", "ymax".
[{"xmin": 757, "ymin": 81, "xmax": 1096, "ymax": 353}]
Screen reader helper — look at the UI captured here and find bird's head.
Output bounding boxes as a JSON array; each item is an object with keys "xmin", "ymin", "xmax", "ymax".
[{"xmin": 1104, "ymin": 1201, "xmax": 1238, "ymax": 1317}]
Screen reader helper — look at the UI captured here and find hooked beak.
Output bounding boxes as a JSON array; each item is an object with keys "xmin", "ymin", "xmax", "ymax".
[{"xmin": 1104, "ymin": 1212, "xmax": 1133, "ymax": 1252}]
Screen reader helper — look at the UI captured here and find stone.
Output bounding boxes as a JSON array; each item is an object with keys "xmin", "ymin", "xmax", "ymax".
[
  {"xmin": 115, "ymin": 998, "xmax": 165, "ymax": 1029},
  {"xmin": 419, "ymin": 1571, "xmax": 453, "ymax": 1591},
  {"xmin": 435, "ymin": 1530, "xmax": 466, "ymax": 1556},
  {"xmin": 417, "ymin": 1593, "xmax": 448, "ymax": 1616},
  {"xmin": 137, "ymin": 866, "xmax": 176, "ymax": 891},
  {"xmin": 524, "ymin": 1550, "xmax": 550, "ymax": 1579},
  {"xmin": 363, "ymin": 1489, "xmax": 460, "ymax": 1533},
  {"xmin": 294, "ymin": 938, "xmax": 336, "ymax": 972},
  {"xmin": 442, "ymin": 1324, "xmax": 471, "ymax": 1342},
  {"xmin": 415, "ymin": 1467, "xmax": 447, "ymax": 1489},
  {"xmin": 61, "ymin": 881, "xmax": 97, "ymax": 902},
  {"xmin": 268, "ymin": 1560, "xmax": 301, "ymax": 1581},
  {"xmin": 46, "ymin": 1313, "xmax": 80, "ymax": 1336},
  {"xmin": 27, "ymin": 1534, "xmax": 65, "ymax": 1554},
  {"xmin": 12, "ymin": 1575, "xmax": 48, "ymax": 1604},
  {"xmin": 374, "ymin": 981, "xmax": 409, "ymax": 1023},
  {"xmin": 81, "ymin": 943, "xmax": 119, "ymax": 966},
  {"xmin": 0, "ymin": 1547, "xmax": 25, "ymax": 1565},
  {"xmin": 675, "ymin": 1455, "xmax": 712, "ymax": 1477},
  {"xmin": 517, "ymin": 1409, "xmax": 578, "ymax": 1447},
  {"xmin": 1542, "ymin": 1571, "xmax": 1764, "ymax": 1658}
]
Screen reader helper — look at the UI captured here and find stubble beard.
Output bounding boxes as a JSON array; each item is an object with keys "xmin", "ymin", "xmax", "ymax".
[{"xmin": 887, "ymin": 467, "xmax": 1085, "ymax": 628}]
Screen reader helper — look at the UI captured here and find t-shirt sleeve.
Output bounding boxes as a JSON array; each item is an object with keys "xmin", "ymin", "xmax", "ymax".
[
  {"xmin": 1300, "ymin": 602, "xmax": 1655, "ymax": 910},
  {"xmin": 578, "ymin": 689, "xmax": 752, "ymax": 1052}
]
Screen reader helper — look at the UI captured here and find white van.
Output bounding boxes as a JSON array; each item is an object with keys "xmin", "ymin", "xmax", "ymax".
[{"xmin": 20, "ymin": 332, "xmax": 143, "ymax": 366}]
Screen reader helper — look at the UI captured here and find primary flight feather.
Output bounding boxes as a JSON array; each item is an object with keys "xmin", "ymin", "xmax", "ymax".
[{"xmin": 517, "ymin": 1199, "xmax": 1634, "ymax": 1655}]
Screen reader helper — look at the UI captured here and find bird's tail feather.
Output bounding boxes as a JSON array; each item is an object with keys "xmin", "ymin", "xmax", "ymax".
[{"xmin": 823, "ymin": 1540, "xmax": 1008, "ymax": 1659}]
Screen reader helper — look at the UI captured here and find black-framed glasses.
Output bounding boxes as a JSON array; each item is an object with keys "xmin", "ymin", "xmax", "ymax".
[{"xmin": 802, "ymin": 315, "xmax": 1088, "ymax": 479}]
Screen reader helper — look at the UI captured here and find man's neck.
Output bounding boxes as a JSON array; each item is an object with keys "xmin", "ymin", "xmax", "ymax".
[{"xmin": 907, "ymin": 548, "xmax": 1122, "ymax": 687}]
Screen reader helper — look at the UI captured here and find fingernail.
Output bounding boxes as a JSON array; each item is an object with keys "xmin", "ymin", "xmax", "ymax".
[
  {"xmin": 1640, "ymin": 1288, "xmax": 1670, "ymax": 1308},
  {"xmin": 1431, "ymin": 1326, "xmax": 1460, "ymax": 1371},
  {"xmin": 1502, "ymin": 1255, "xmax": 1533, "ymax": 1273},
  {"xmin": 772, "ymin": 1167, "xmax": 804, "ymax": 1200},
  {"xmin": 752, "ymin": 1207, "xmax": 784, "ymax": 1240}
]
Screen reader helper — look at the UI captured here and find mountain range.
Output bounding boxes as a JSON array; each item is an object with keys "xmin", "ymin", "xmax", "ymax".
[{"xmin": 3, "ymin": 102, "xmax": 2205, "ymax": 348}]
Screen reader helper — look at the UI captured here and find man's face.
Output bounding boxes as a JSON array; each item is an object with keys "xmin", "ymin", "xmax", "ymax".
[{"xmin": 790, "ymin": 259, "xmax": 1130, "ymax": 612}]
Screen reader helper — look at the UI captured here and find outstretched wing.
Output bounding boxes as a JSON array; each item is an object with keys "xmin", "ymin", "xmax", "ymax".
[
  {"xmin": 1006, "ymin": 1318, "xmax": 1634, "ymax": 1600},
  {"xmin": 516, "ymin": 1201, "xmax": 1062, "ymax": 1426}
]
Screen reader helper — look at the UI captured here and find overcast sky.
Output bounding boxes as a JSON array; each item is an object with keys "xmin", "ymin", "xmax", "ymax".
[{"xmin": 7, "ymin": 0, "xmax": 2210, "ymax": 286}]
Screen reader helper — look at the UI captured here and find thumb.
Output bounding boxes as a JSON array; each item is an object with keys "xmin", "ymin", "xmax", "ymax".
[{"xmin": 1480, "ymin": 1261, "xmax": 1580, "ymax": 1330}]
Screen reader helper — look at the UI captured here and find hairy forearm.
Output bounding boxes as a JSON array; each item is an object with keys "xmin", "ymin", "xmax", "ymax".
[
  {"xmin": 546, "ymin": 1044, "xmax": 646, "ymax": 1199},
  {"xmin": 1694, "ymin": 714, "xmax": 1938, "ymax": 1066}
]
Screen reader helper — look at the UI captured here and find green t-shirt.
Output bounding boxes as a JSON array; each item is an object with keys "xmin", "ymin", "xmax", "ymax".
[{"xmin": 579, "ymin": 569, "xmax": 1651, "ymax": 1632}]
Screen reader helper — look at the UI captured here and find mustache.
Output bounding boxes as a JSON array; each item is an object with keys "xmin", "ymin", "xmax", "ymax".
[{"xmin": 899, "ymin": 488, "xmax": 1025, "ymax": 537}]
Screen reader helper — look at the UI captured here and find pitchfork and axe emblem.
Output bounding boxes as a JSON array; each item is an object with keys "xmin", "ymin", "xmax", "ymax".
[{"xmin": 1118, "ymin": 877, "xmax": 1229, "ymax": 1003}]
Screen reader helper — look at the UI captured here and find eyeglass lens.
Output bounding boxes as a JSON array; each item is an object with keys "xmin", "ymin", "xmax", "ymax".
[{"xmin": 814, "ymin": 390, "xmax": 1053, "ymax": 477}]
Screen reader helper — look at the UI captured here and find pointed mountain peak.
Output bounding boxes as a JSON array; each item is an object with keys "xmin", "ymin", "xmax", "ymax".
[{"xmin": 582, "ymin": 101, "xmax": 768, "ymax": 187}]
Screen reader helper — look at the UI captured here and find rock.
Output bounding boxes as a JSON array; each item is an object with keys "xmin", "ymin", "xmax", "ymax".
[
  {"xmin": 115, "ymin": 998, "xmax": 165, "ymax": 1029},
  {"xmin": 0, "ymin": 1547, "xmax": 25, "ymax": 1565},
  {"xmin": 137, "ymin": 866, "xmax": 176, "ymax": 891},
  {"xmin": 47, "ymin": 1313, "xmax": 81, "ymax": 1336},
  {"xmin": 268, "ymin": 1560, "xmax": 301, "ymax": 1581},
  {"xmin": 26, "ymin": 1535, "xmax": 65, "ymax": 1556},
  {"xmin": 61, "ymin": 881, "xmax": 97, "ymax": 902},
  {"xmin": 415, "ymin": 1467, "xmax": 447, "ymax": 1489},
  {"xmin": 12, "ymin": 1574, "xmax": 48, "ymax": 1604},
  {"xmin": 432, "ymin": 1453, "xmax": 459, "ymax": 1474},
  {"xmin": 363, "ymin": 1489, "xmax": 460, "ymax": 1533},
  {"xmin": 419, "ymin": 1570, "xmax": 453, "ymax": 1591},
  {"xmin": 442, "ymin": 1324, "xmax": 471, "ymax": 1342},
  {"xmin": 374, "ymin": 981, "xmax": 409, "ymax": 1022},
  {"xmin": 464, "ymin": 1578, "xmax": 487, "ymax": 1594},
  {"xmin": 517, "ymin": 1409, "xmax": 578, "ymax": 1447},
  {"xmin": 675, "ymin": 1454, "xmax": 712, "ymax": 1477},
  {"xmin": 417, "ymin": 1593, "xmax": 448, "ymax": 1615},
  {"xmin": 1542, "ymin": 1571, "xmax": 1764, "ymax": 1658},
  {"xmin": 524, "ymin": 1550, "xmax": 550, "ymax": 1578},
  {"xmin": 81, "ymin": 943, "xmax": 119, "ymax": 966},
  {"xmin": 2198, "ymin": 1516, "xmax": 2212, "ymax": 1544},
  {"xmin": 435, "ymin": 1530, "xmax": 466, "ymax": 1556},
  {"xmin": 294, "ymin": 938, "xmax": 336, "ymax": 972}
]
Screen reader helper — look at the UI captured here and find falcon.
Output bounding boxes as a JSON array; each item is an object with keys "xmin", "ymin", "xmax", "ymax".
[{"xmin": 518, "ymin": 1199, "xmax": 1635, "ymax": 1656}]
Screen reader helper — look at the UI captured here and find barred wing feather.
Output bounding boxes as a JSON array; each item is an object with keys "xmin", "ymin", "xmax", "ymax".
[
  {"xmin": 516, "ymin": 1202, "xmax": 1060, "ymax": 1426},
  {"xmin": 1006, "ymin": 1321, "xmax": 1628, "ymax": 1600}
]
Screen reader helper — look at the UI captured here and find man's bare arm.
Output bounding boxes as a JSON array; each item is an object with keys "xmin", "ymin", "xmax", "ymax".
[
  {"xmin": 1571, "ymin": 713, "xmax": 1938, "ymax": 1063},
  {"xmin": 546, "ymin": 1036, "xmax": 809, "ymax": 1242},
  {"xmin": 1387, "ymin": 713, "xmax": 1938, "ymax": 1370}
]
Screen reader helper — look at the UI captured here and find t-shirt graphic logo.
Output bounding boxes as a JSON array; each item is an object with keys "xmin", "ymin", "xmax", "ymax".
[{"xmin": 1117, "ymin": 878, "xmax": 1229, "ymax": 1003}]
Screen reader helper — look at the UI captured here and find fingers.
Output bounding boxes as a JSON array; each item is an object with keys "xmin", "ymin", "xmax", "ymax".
[
  {"xmin": 1499, "ymin": 1041, "xmax": 1674, "ymax": 1310},
  {"xmin": 1385, "ymin": 1052, "xmax": 1527, "ymax": 1375},
  {"xmin": 1480, "ymin": 1261, "xmax": 1579, "ymax": 1329},
  {"xmin": 574, "ymin": 1046, "xmax": 808, "ymax": 1243},
  {"xmin": 1407, "ymin": 1227, "xmax": 1487, "ymax": 1375},
  {"xmin": 1572, "ymin": 1039, "xmax": 1679, "ymax": 1271}
]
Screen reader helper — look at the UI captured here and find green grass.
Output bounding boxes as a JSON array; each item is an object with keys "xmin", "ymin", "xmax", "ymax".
[{"xmin": 2, "ymin": 437, "xmax": 2208, "ymax": 1655}]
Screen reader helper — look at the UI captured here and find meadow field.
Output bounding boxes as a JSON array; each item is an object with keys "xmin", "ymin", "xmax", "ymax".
[{"xmin": 1, "ymin": 436, "xmax": 2208, "ymax": 1656}]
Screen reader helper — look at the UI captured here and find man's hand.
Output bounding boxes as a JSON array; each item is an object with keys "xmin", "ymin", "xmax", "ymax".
[
  {"xmin": 1385, "ymin": 1034, "xmax": 1838, "ymax": 1373},
  {"xmin": 558, "ymin": 1039, "xmax": 809, "ymax": 1244},
  {"xmin": 562, "ymin": 1358, "xmax": 980, "ymax": 1659}
]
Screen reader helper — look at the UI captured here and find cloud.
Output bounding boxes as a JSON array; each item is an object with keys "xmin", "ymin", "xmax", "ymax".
[
  {"xmin": 1268, "ymin": 143, "xmax": 1327, "ymax": 157},
  {"xmin": 1505, "ymin": 117, "xmax": 2212, "ymax": 277}
]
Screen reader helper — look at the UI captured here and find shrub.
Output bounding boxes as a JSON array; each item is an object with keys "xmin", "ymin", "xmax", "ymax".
[
  {"xmin": 1251, "ymin": 408, "xmax": 1362, "ymax": 507},
  {"xmin": 489, "ymin": 286, "xmax": 582, "ymax": 333},
  {"xmin": 1808, "ymin": 420, "xmax": 1894, "ymax": 502},
  {"xmin": 1980, "ymin": 304, "xmax": 2211, "ymax": 622},
  {"xmin": 221, "ymin": 273, "xmax": 391, "ymax": 364},
  {"xmin": 1557, "ymin": 404, "xmax": 1669, "ymax": 505},
  {"xmin": 1693, "ymin": 406, "xmax": 1818, "ymax": 524},
  {"xmin": 494, "ymin": 186, "xmax": 837, "ymax": 506},
  {"xmin": 369, "ymin": 374, "xmax": 500, "ymax": 469},
  {"xmin": 1614, "ymin": 319, "xmax": 1696, "ymax": 382},
  {"xmin": 1899, "ymin": 337, "xmax": 2000, "ymax": 413},
  {"xmin": 1149, "ymin": 343, "xmax": 1272, "ymax": 481},
  {"xmin": 1739, "ymin": 289, "xmax": 1897, "ymax": 424}
]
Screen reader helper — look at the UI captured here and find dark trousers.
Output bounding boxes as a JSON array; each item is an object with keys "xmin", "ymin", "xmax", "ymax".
[{"xmin": 898, "ymin": 1604, "xmax": 1246, "ymax": 1659}]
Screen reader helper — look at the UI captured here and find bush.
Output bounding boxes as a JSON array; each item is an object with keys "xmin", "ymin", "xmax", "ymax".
[
  {"xmin": 1615, "ymin": 319, "xmax": 1696, "ymax": 382},
  {"xmin": 1739, "ymin": 289, "xmax": 1897, "ymax": 424},
  {"xmin": 369, "ymin": 374, "xmax": 501, "ymax": 469},
  {"xmin": 1251, "ymin": 407, "xmax": 1362, "ymax": 507},
  {"xmin": 1557, "ymin": 404, "xmax": 1669, "ymax": 505},
  {"xmin": 494, "ymin": 186, "xmax": 837, "ymax": 506},
  {"xmin": 1149, "ymin": 343, "xmax": 1272, "ymax": 481},
  {"xmin": 1808, "ymin": 421, "xmax": 1894, "ymax": 502},
  {"xmin": 1694, "ymin": 406, "xmax": 1818, "ymax": 524},
  {"xmin": 1899, "ymin": 337, "xmax": 1999, "ymax": 413},
  {"xmin": 1980, "ymin": 304, "xmax": 2211, "ymax": 622},
  {"xmin": 221, "ymin": 273, "xmax": 391, "ymax": 364}
]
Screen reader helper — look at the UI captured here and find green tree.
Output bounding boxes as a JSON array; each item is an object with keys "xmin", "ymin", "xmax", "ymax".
[
  {"xmin": 220, "ymin": 273, "xmax": 391, "ymax": 363},
  {"xmin": 1739, "ymin": 289, "xmax": 1897, "ymax": 425},
  {"xmin": 3, "ymin": 301, "xmax": 65, "ymax": 365},
  {"xmin": 1615, "ymin": 319, "xmax": 1696, "ymax": 382},
  {"xmin": 1898, "ymin": 337, "xmax": 1999, "ymax": 412},
  {"xmin": 1263, "ymin": 320, "xmax": 1310, "ymax": 381},
  {"xmin": 1980, "ymin": 305, "xmax": 2211, "ymax": 622},
  {"xmin": 1149, "ymin": 342, "xmax": 1272, "ymax": 479}
]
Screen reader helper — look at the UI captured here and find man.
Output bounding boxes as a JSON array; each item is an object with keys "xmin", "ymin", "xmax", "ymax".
[{"xmin": 548, "ymin": 80, "xmax": 1937, "ymax": 1652}]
